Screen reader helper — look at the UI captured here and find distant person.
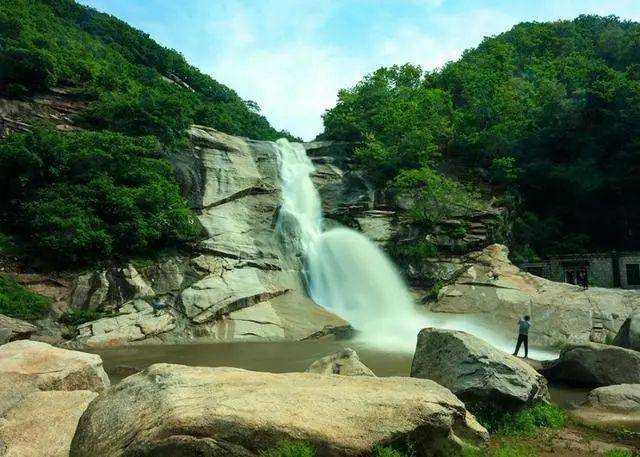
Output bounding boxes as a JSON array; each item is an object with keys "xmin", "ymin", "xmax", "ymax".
[
  {"xmin": 566, "ymin": 270, "xmax": 576, "ymax": 285},
  {"xmin": 577, "ymin": 269, "xmax": 589, "ymax": 290},
  {"xmin": 513, "ymin": 315, "xmax": 531, "ymax": 358},
  {"xmin": 151, "ymin": 298, "xmax": 165, "ymax": 315}
]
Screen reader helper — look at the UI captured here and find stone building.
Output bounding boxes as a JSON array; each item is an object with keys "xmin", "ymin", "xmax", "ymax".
[{"xmin": 518, "ymin": 252, "xmax": 640, "ymax": 289}]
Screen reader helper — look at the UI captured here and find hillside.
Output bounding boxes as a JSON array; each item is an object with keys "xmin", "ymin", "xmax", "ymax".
[
  {"xmin": 0, "ymin": 0, "xmax": 295, "ymax": 270},
  {"xmin": 320, "ymin": 15, "xmax": 640, "ymax": 259}
]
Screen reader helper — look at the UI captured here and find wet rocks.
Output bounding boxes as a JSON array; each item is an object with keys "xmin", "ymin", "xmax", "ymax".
[
  {"xmin": 411, "ymin": 328, "xmax": 549, "ymax": 411},
  {"xmin": 70, "ymin": 364, "xmax": 488, "ymax": 457},
  {"xmin": 306, "ymin": 348, "xmax": 375, "ymax": 376},
  {"xmin": 541, "ymin": 343, "xmax": 640, "ymax": 387}
]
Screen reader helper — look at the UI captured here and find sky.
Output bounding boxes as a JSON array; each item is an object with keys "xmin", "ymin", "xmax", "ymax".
[{"xmin": 80, "ymin": 0, "xmax": 640, "ymax": 140}]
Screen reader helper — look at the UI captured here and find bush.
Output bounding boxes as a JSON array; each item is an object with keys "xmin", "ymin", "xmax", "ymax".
[
  {"xmin": 259, "ymin": 441, "xmax": 314, "ymax": 457},
  {"xmin": 475, "ymin": 403, "xmax": 567, "ymax": 436},
  {"xmin": 606, "ymin": 451, "xmax": 633, "ymax": 457},
  {"xmin": 0, "ymin": 274, "xmax": 51, "ymax": 320},
  {"xmin": 373, "ymin": 446, "xmax": 408, "ymax": 457},
  {"xmin": 0, "ymin": 128, "xmax": 200, "ymax": 266}
]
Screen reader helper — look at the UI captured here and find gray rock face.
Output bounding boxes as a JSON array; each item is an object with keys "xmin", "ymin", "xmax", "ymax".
[
  {"xmin": 574, "ymin": 384, "xmax": 640, "ymax": 429},
  {"xmin": 432, "ymin": 244, "xmax": 640, "ymax": 346},
  {"xmin": 613, "ymin": 313, "xmax": 640, "ymax": 351},
  {"xmin": 411, "ymin": 328, "xmax": 549, "ymax": 411},
  {"xmin": 0, "ymin": 314, "xmax": 37, "ymax": 344},
  {"xmin": 70, "ymin": 364, "xmax": 488, "ymax": 457},
  {"xmin": 74, "ymin": 300, "xmax": 176, "ymax": 348},
  {"xmin": 583, "ymin": 384, "xmax": 640, "ymax": 411},
  {"xmin": 0, "ymin": 340, "xmax": 110, "ymax": 392},
  {"xmin": 306, "ymin": 348, "xmax": 375, "ymax": 376},
  {"xmin": 541, "ymin": 343, "xmax": 640, "ymax": 387},
  {"xmin": 65, "ymin": 127, "xmax": 350, "ymax": 348}
]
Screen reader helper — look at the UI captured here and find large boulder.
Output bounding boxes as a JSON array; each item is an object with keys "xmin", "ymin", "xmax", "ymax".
[
  {"xmin": 0, "ymin": 389, "xmax": 97, "ymax": 457},
  {"xmin": 0, "ymin": 342, "xmax": 109, "ymax": 457},
  {"xmin": 70, "ymin": 364, "xmax": 488, "ymax": 457},
  {"xmin": 612, "ymin": 313, "xmax": 640, "ymax": 351},
  {"xmin": 411, "ymin": 328, "xmax": 549, "ymax": 411},
  {"xmin": 540, "ymin": 343, "xmax": 640, "ymax": 387},
  {"xmin": 305, "ymin": 348, "xmax": 375, "ymax": 376},
  {"xmin": 432, "ymin": 244, "xmax": 640, "ymax": 346},
  {"xmin": 574, "ymin": 384, "xmax": 640, "ymax": 429},
  {"xmin": 0, "ymin": 340, "xmax": 110, "ymax": 392},
  {"xmin": 0, "ymin": 313, "xmax": 37, "ymax": 344}
]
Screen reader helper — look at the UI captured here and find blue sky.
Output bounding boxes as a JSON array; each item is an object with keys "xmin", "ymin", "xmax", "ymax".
[{"xmin": 80, "ymin": 0, "xmax": 640, "ymax": 140}]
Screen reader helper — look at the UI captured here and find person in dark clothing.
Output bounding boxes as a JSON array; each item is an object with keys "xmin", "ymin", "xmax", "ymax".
[
  {"xmin": 513, "ymin": 315, "xmax": 531, "ymax": 358},
  {"xmin": 577, "ymin": 269, "xmax": 589, "ymax": 290},
  {"xmin": 151, "ymin": 298, "xmax": 165, "ymax": 315}
]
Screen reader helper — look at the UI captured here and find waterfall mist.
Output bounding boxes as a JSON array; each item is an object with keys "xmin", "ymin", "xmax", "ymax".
[{"xmin": 276, "ymin": 139, "xmax": 556, "ymax": 358}]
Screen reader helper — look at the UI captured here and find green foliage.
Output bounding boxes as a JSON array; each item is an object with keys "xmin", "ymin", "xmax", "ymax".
[
  {"xmin": 475, "ymin": 403, "xmax": 567, "ymax": 436},
  {"xmin": 322, "ymin": 15, "xmax": 640, "ymax": 254},
  {"xmin": 395, "ymin": 167, "xmax": 482, "ymax": 225},
  {"xmin": 606, "ymin": 450, "xmax": 633, "ymax": 457},
  {"xmin": 0, "ymin": 128, "xmax": 200, "ymax": 265},
  {"xmin": 373, "ymin": 447, "xmax": 408, "ymax": 457},
  {"xmin": 0, "ymin": 274, "xmax": 51, "ymax": 320},
  {"xmin": 0, "ymin": 0, "xmax": 290, "ymax": 142},
  {"xmin": 259, "ymin": 441, "xmax": 314, "ymax": 457}
]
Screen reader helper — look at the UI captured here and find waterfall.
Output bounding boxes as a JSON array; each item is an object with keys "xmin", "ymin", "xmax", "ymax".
[
  {"xmin": 276, "ymin": 139, "xmax": 556, "ymax": 357},
  {"xmin": 275, "ymin": 139, "xmax": 426, "ymax": 351}
]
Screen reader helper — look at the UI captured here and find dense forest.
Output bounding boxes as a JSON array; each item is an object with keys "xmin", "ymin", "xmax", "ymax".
[
  {"xmin": 0, "ymin": 0, "xmax": 293, "ymax": 268},
  {"xmin": 320, "ymin": 15, "xmax": 640, "ymax": 259}
]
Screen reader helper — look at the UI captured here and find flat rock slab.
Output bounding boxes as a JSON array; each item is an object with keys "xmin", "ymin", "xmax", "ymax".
[
  {"xmin": 70, "ymin": 364, "xmax": 488, "ymax": 457},
  {"xmin": 0, "ymin": 340, "xmax": 110, "ymax": 392},
  {"xmin": 541, "ymin": 343, "xmax": 640, "ymax": 387},
  {"xmin": 411, "ymin": 328, "xmax": 549, "ymax": 411}
]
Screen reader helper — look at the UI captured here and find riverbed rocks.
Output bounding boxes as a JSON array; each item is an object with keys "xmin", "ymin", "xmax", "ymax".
[
  {"xmin": 73, "ymin": 299, "xmax": 176, "ymax": 348},
  {"xmin": 0, "ymin": 340, "xmax": 110, "ymax": 391},
  {"xmin": 612, "ymin": 313, "xmax": 640, "ymax": 351},
  {"xmin": 411, "ymin": 328, "xmax": 549, "ymax": 411},
  {"xmin": 540, "ymin": 343, "xmax": 640, "ymax": 387},
  {"xmin": 0, "ymin": 342, "xmax": 109, "ymax": 457},
  {"xmin": 0, "ymin": 313, "xmax": 37, "ymax": 344},
  {"xmin": 574, "ymin": 384, "xmax": 640, "ymax": 429},
  {"xmin": 432, "ymin": 244, "xmax": 640, "ymax": 346},
  {"xmin": 306, "ymin": 348, "xmax": 375, "ymax": 376},
  {"xmin": 70, "ymin": 363, "xmax": 488, "ymax": 457}
]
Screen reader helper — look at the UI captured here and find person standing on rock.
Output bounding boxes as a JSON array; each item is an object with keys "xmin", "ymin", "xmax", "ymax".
[{"xmin": 513, "ymin": 315, "xmax": 531, "ymax": 358}]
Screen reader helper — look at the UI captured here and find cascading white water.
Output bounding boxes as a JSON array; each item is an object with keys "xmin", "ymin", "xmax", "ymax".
[{"xmin": 276, "ymin": 139, "xmax": 556, "ymax": 358}]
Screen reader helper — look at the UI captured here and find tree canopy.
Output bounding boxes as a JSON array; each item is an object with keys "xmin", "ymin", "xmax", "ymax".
[{"xmin": 321, "ymin": 15, "xmax": 640, "ymax": 256}]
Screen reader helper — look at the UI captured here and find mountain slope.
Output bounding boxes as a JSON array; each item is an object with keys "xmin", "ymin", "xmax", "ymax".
[
  {"xmin": 321, "ymin": 15, "xmax": 640, "ymax": 257},
  {"xmin": 0, "ymin": 0, "xmax": 292, "ymax": 142}
]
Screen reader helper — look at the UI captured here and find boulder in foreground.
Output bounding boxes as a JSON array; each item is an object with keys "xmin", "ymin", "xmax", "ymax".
[
  {"xmin": 612, "ymin": 313, "xmax": 640, "ymax": 351},
  {"xmin": 71, "ymin": 364, "xmax": 488, "ymax": 457},
  {"xmin": 305, "ymin": 348, "xmax": 375, "ymax": 376},
  {"xmin": 0, "ymin": 340, "xmax": 110, "ymax": 392},
  {"xmin": 540, "ymin": 343, "xmax": 640, "ymax": 387},
  {"xmin": 0, "ymin": 389, "xmax": 97, "ymax": 457},
  {"xmin": 411, "ymin": 328, "xmax": 549, "ymax": 411}
]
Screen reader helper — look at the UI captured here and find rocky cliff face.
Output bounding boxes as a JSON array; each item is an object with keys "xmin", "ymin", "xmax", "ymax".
[
  {"xmin": 433, "ymin": 244, "xmax": 640, "ymax": 346},
  {"xmin": 65, "ymin": 126, "xmax": 348, "ymax": 348}
]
